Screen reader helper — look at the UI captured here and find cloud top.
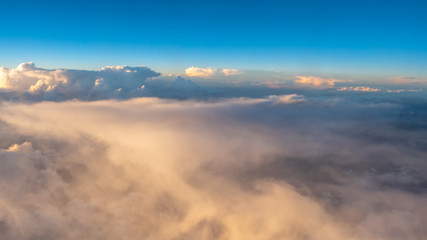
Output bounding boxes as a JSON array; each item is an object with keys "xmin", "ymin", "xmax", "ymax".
[
  {"xmin": 185, "ymin": 66, "xmax": 243, "ymax": 78},
  {"xmin": 0, "ymin": 62, "xmax": 160, "ymax": 100},
  {"xmin": 295, "ymin": 76, "xmax": 344, "ymax": 88}
]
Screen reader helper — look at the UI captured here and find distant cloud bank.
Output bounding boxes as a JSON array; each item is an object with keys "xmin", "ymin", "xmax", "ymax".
[{"xmin": 0, "ymin": 62, "xmax": 425, "ymax": 102}]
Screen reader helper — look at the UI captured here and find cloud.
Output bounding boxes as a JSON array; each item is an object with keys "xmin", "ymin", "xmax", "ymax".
[
  {"xmin": 185, "ymin": 66, "xmax": 243, "ymax": 78},
  {"xmin": 294, "ymin": 76, "xmax": 344, "ymax": 88},
  {"xmin": 0, "ymin": 94, "xmax": 426, "ymax": 239},
  {"xmin": 391, "ymin": 76, "xmax": 427, "ymax": 85},
  {"xmin": 337, "ymin": 86, "xmax": 380, "ymax": 92},
  {"xmin": 185, "ymin": 66, "xmax": 218, "ymax": 77},
  {"xmin": 0, "ymin": 62, "xmax": 160, "ymax": 100},
  {"xmin": 221, "ymin": 68, "xmax": 242, "ymax": 76},
  {"xmin": 253, "ymin": 80, "xmax": 289, "ymax": 89},
  {"xmin": 267, "ymin": 94, "xmax": 306, "ymax": 104},
  {"xmin": 387, "ymin": 89, "xmax": 422, "ymax": 93},
  {"xmin": 207, "ymin": 94, "xmax": 306, "ymax": 106}
]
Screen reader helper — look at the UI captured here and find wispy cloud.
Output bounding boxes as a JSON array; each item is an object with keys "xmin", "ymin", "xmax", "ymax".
[
  {"xmin": 268, "ymin": 94, "xmax": 306, "ymax": 105},
  {"xmin": 0, "ymin": 62, "xmax": 161, "ymax": 100},
  {"xmin": 391, "ymin": 76, "xmax": 427, "ymax": 84},
  {"xmin": 337, "ymin": 86, "xmax": 380, "ymax": 92},
  {"xmin": 387, "ymin": 89, "xmax": 422, "ymax": 93},
  {"xmin": 294, "ymin": 76, "xmax": 344, "ymax": 88},
  {"xmin": 221, "ymin": 68, "xmax": 242, "ymax": 76}
]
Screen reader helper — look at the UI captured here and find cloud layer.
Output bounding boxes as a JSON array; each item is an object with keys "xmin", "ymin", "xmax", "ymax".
[
  {"xmin": 0, "ymin": 94, "xmax": 427, "ymax": 240},
  {"xmin": 1, "ymin": 62, "xmax": 427, "ymax": 239}
]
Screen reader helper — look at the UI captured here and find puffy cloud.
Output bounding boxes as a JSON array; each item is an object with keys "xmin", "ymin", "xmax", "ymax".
[
  {"xmin": 0, "ymin": 94, "xmax": 427, "ymax": 239},
  {"xmin": 185, "ymin": 66, "xmax": 218, "ymax": 77},
  {"xmin": 185, "ymin": 66, "xmax": 243, "ymax": 78},
  {"xmin": 0, "ymin": 62, "xmax": 160, "ymax": 100},
  {"xmin": 338, "ymin": 86, "xmax": 381, "ymax": 92},
  {"xmin": 295, "ymin": 76, "xmax": 344, "ymax": 88}
]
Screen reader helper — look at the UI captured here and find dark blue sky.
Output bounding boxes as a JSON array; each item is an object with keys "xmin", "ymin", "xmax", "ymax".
[{"xmin": 1, "ymin": 0, "xmax": 426, "ymax": 75}]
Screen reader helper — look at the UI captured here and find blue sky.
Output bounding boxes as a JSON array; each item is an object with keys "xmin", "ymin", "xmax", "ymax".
[{"xmin": 1, "ymin": 0, "xmax": 426, "ymax": 76}]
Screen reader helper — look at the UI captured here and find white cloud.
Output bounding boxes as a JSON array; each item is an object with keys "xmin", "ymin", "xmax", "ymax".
[
  {"xmin": 268, "ymin": 94, "xmax": 306, "ymax": 105},
  {"xmin": 337, "ymin": 86, "xmax": 380, "ymax": 92},
  {"xmin": 185, "ymin": 66, "xmax": 217, "ymax": 77},
  {"xmin": 185, "ymin": 66, "xmax": 243, "ymax": 78},
  {"xmin": 0, "ymin": 62, "xmax": 160, "ymax": 100},
  {"xmin": 209, "ymin": 94, "xmax": 306, "ymax": 106}
]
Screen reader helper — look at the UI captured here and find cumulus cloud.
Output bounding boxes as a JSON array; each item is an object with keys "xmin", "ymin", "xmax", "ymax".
[
  {"xmin": 294, "ymin": 76, "xmax": 344, "ymax": 88},
  {"xmin": 185, "ymin": 66, "xmax": 243, "ymax": 78},
  {"xmin": 185, "ymin": 66, "xmax": 217, "ymax": 77},
  {"xmin": 0, "ymin": 62, "xmax": 160, "ymax": 100},
  {"xmin": 0, "ymin": 63, "xmax": 249, "ymax": 101},
  {"xmin": 337, "ymin": 86, "xmax": 381, "ymax": 92},
  {"xmin": 0, "ymin": 93, "xmax": 427, "ymax": 239}
]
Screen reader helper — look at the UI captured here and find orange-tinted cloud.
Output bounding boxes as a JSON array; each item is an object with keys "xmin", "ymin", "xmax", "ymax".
[{"xmin": 295, "ymin": 76, "xmax": 344, "ymax": 88}]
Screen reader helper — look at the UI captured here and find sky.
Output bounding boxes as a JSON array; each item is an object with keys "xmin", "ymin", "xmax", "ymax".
[{"xmin": 1, "ymin": 0, "xmax": 426, "ymax": 76}]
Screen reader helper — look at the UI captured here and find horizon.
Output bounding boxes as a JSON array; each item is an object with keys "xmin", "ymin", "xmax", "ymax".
[{"xmin": 1, "ymin": 0, "xmax": 426, "ymax": 76}]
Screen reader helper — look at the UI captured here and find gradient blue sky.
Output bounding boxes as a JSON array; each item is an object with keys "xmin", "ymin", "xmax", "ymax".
[{"xmin": 1, "ymin": 0, "xmax": 426, "ymax": 76}]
